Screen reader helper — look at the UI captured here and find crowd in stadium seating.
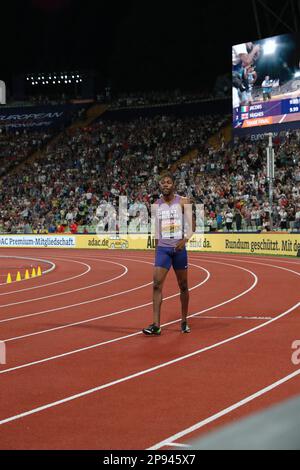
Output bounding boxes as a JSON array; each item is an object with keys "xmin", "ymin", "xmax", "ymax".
[
  {"xmin": 4, "ymin": 88, "xmax": 223, "ymax": 109},
  {"xmin": 61, "ymin": 88, "xmax": 223, "ymax": 107},
  {"xmin": 109, "ymin": 89, "xmax": 217, "ymax": 108},
  {"xmin": 0, "ymin": 105, "xmax": 88, "ymax": 177},
  {"xmin": 0, "ymin": 114, "xmax": 227, "ymax": 234},
  {"xmin": 0, "ymin": 111, "xmax": 300, "ymax": 234},
  {"xmin": 175, "ymin": 131, "xmax": 300, "ymax": 232},
  {"xmin": 0, "ymin": 128, "xmax": 52, "ymax": 176}
]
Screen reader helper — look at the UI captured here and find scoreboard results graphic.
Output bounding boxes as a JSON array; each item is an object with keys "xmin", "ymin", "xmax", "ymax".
[
  {"xmin": 232, "ymin": 33, "xmax": 300, "ymax": 133},
  {"xmin": 234, "ymin": 97, "xmax": 300, "ymax": 129}
]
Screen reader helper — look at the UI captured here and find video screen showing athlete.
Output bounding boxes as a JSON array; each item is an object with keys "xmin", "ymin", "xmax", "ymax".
[{"xmin": 143, "ymin": 172, "xmax": 195, "ymax": 336}]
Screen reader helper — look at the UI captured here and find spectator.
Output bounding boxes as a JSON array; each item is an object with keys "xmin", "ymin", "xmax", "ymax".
[
  {"xmin": 235, "ymin": 208, "xmax": 242, "ymax": 232},
  {"xmin": 295, "ymin": 208, "xmax": 300, "ymax": 231},
  {"xmin": 225, "ymin": 209, "xmax": 234, "ymax": 232},
  {"xmin": 70, "ymin": 221, "xmax": 78, "ymax": 234}
]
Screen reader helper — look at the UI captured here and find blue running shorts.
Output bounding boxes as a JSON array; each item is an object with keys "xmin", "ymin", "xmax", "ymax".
[{"xmin": 155, "ymin": 246, "xmax": 188, "ymax": 271}]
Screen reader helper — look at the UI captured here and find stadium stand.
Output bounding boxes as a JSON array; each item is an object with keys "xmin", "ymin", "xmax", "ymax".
[{"xmin": 0, "ymin": 97, "xmax": 299, "ymax": 235}]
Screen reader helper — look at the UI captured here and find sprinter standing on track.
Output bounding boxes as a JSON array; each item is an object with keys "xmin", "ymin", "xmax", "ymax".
[{"xmin": 143, "ymin": 172, "xmax": 195, "ymax": 336}]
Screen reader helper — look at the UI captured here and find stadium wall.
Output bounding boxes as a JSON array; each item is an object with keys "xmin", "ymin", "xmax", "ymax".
[
  {"xmin": 103, "ymin": 99, "xmax": 231, "ymax": 121},
  {"xmin": 0, "ymin": 103, "xmax": 88, "ymax": 130},
  {"xmin": 0, "ymin": 233, "xmax": 299, "ymax": 257}
]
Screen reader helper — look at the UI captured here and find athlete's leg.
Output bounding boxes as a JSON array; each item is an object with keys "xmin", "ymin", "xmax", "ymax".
[
  {"xmin": 143, "ymin": 248, "xmax": 172, "ymax": 335},
  {"xmin": 153, "ymin": 267, "xmax": 169, "ymax": 327},
  {"xmin": 173, "ymin": 247, "xmax": 190, "ymax": 332},
  {"xmin": 175, "ymin": 269, "xmax": 189, "ymax": 323}
]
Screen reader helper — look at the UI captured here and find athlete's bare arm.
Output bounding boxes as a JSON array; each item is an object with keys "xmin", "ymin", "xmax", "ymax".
[
  {"xmin": 176, "ymin": 197, "xmax": 196, "ymax": 251},
  {"xmin": 153, "ymin": 200, "xmax": 159, "ymax": 249}
]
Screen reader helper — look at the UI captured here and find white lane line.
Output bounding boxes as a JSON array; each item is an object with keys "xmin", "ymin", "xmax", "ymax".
[
  {"xmin": 0, "ymin": 301, "xmax": 298, "ymax": 427},
  {"xmin": 0, "ymin": 255, "xmax": 55, "ymax": 274},
  {"xmin": 0, "ymin": 256, "xmax": 55, "ymax": 286},
  {"xmin": 0, "ymin": 258, "xmax": 91, "ymax": 297},
  {"xmin": 0, "ymin": 260, "xmax": 257, "ymax": 374},
  {"xmin": 279, "ymin": 114, "xmax": 287, "ymax": 123},
  {"xmin": 3, "ymin": 263, "xmax": 210, "ymax": 342},
  {"xmin": 0, "ymin": 255, "xmax": 154, "ymax": 323},
  {"xmin": 0, "ymin": 259, "xmax": 128, "ymax": 309},
  {"xmin": 198, "ymin": 255, "xmax": 300, "ymax": 279},
  {"xmin": 204, "ymin": 253, "xmax": 300, "ymax": 267},
  {"xmin": 192, "ymin": 253, "xmax": 300, "ymax": 268},
  {"xmin": 165, "ymin": 443, "xmax": 192, "ymax": 449},
  {"xmin": 0, "ymin": 256, "xmax": 162, "ymax": 324},
  {"xmin": 148, "ymin": 367, "xmax": 300, "ymax": 450},
  {"xmin": 0, "ymin": 279, "xmax": 152, "ymax": 325},
  {"xmin": 221, "ymin": 254, "xmax": 299, "ymax": 261},
  {"xmin": 194, "ymin": 316, "xmax": 272, "ymax": 321},
  {"xmin": 111, "ymin": 252, "xmax": 299, "ymax": 265},
  {"xmin": 0, "ymin": 254, "xmax": 251, "ymax": 327}
]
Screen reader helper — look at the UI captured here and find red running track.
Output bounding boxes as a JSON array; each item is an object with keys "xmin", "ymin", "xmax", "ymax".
[{"xmin": 0, "ymin": 248, "xmax": 299, "ymax": 450}]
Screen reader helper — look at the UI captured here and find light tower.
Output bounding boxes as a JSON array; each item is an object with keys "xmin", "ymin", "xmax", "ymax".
[
  {"xmin": 0, "ymin": 80, "xmax": 6, "ymax": 105},
  {"xmin": 266, "ymin": 133, "xmax": 275, "ymax": 230}
]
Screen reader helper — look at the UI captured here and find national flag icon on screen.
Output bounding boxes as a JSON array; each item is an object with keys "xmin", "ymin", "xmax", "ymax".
[
  {"xmin": 241, "ymin": 113, "xmax": 249, "ymax": 120},
  {"xmin": 241, "ymin": 106, "xmax": 249, "ymax": 113}
]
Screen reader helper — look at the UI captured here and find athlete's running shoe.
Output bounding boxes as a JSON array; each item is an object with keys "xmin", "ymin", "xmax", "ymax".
[
  {"xmin": 142, "ymin": 324, "xmax": 161, "ymax": 336},
  {"xmin": 181, "ymin": 321, "xmax": 191, "ymax": 334}
]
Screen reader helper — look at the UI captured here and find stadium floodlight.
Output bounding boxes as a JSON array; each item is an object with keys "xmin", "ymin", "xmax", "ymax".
[
  {"xmin": 295, "ymin": 71, "xmax": 300, "ymax": 78},
  {"xmin": 263, "ymin": 39, "xmax": 277, "ymax": 55}
]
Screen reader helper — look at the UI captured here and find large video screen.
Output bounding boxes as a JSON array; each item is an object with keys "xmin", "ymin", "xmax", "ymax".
[{"xmin": 233, "ymin": 33, "xmax": 300, "ymax": 133}]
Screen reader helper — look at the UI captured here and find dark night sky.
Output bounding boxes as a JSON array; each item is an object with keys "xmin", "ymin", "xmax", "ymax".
[{"xmin": 1, "ymin": 0, "xmax": 296, "ymax": 92}]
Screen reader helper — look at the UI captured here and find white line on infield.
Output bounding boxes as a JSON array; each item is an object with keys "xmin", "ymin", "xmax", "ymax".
[
  {"xmin": 0, "ymin": 258, "xmax": 91, "ymax": 296},
  {"xmin": 0, "ymin": 259, "xmax": 128, "ymax": 309},
  {"xmin": 0, "ymin": 255, "xmax": 55, "ymax": 286}
]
